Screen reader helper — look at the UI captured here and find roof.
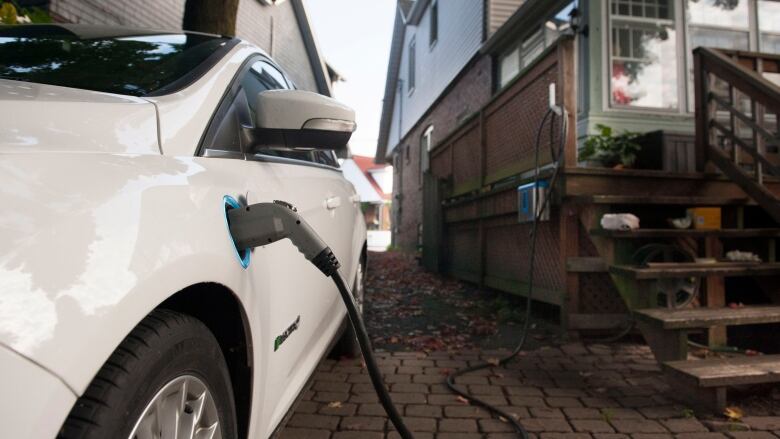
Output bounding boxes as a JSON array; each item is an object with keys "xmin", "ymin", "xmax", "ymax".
[
  {"xmin": 374, "ymin": 4, "xmax": 408, "ymax": 163},
  {"xmin": 353, "ymin": 155, "xmax": 391, "ymax": 200},
  {"xmin": 341, "ymin": 156, "xmax": 391, "ymax": 203},
  {"xmin": 481, "ymin": 0, "xmax": 571, "ymax": 55},
  {"xmin": 290, "ymin": 0, "xmax": 334, "ymax": 96},
  {"xmin": 399, "ymin": 0, "xmax": 416, "ymax": 19},
  {"xmin": 326, "ymin": 63, "xmax": 345, "ymax": 83}
]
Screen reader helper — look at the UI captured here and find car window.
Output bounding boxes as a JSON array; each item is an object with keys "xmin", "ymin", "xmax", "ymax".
[
  {"xmin": 0, "ymin": 26, "xmax": 232, "ymax": 96},
  {"xmin": 203, "ymin": 58, "xmax": 340, "ymax": 167}
]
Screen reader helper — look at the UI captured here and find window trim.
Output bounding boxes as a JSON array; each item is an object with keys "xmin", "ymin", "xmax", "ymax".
[
  {"xmin": 145, "ymin": 37, "xmax": 240, "ymax": 97},
  {"xmin": 196, "ymin": 53, "xmax": 341, "ymax": 172},
  {"xmin": 419, "ymin": 124, "xmax": 433, "ymax": 184},
  {"xmin": 408, "ymin": 37, "xmax": 416, "ymax": 94},
  {"xmin": 605, "ymin": 0, "xmax": 683, "ymax": 113},
  {"xmin": 429, "ymin": 0, "xmax": 439, "ymax": 49}
]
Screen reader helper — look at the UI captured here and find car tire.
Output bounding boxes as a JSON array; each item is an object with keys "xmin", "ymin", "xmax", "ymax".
[
  {"xmin": 58, "ymin": 309, "xmax": 238, "ymax": 439},
  {"xmin": 332, "ymin": 257, "xmax": 366, "ymax": 358}
]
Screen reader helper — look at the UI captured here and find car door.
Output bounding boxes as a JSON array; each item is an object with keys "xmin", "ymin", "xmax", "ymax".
[{"xmin": 199, "ymin": 56, "xmax": 354, "ymax": 434}]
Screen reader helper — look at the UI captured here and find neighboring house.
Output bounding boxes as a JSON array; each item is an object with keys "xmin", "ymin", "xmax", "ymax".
[
  {"xmin": 341, "ymin": 155, "xmax": 393, "ymax": 251},
  {"xmin": 376, "ymin": 0, "xmax": 780, "ymax": 333},
  {"xmin": 38, "ymin": 0, "xmax": 333, "ymax": 95},
  {"xmin": 377, "ymin": 0, "xmax": 525, "ymax": 249}
]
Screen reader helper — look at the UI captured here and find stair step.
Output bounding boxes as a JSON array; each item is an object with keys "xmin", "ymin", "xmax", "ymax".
[
  {"xmin": 665, "ymin": 354, "xmax": 780, "ymax": 388},
  {"xmin": 610, "ymin": 262, "xmax": 780, "ymax": 279},
  {"xmin": 569, "ymin": 195, "xmax": 749, "ymax": 205},
  {"xmin": 590, "ymin": 228, "xmax": 780, "ymax": 238},
  {"xmin": 636, "ymin": 306, "xmax": 780, "ymax": 329}
]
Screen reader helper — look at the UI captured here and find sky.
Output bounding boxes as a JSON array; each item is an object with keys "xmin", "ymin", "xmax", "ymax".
[{"xmin": 305, "ymin": 0, "xmax": 396, "ymax": 158}]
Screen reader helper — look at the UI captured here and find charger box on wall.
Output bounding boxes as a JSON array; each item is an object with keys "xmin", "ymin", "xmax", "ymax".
[{"xmin": 518, "ymin": 180, "xmax": 549, "ymax": 223}]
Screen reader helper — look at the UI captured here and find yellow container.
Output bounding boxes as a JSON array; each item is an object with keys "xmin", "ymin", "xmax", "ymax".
[{"xmin": 688, "ymin": 207, "xmax": 721, "ymax": 230}]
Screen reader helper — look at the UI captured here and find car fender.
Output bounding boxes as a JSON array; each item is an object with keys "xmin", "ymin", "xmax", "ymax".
[{"xmin": 0, "ymin": 152, "xmax": 264, "ymax": 395}]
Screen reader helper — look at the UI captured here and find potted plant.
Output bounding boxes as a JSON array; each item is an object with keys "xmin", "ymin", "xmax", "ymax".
[{"xmin": 579, "ymin": 124, "xmax": 642, "ymax": 169}]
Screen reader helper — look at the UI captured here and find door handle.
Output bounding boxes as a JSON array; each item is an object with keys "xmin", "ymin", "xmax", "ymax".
[{"xmin": 325, "ymin": 196, "xmax": 341, "ymax": 210}]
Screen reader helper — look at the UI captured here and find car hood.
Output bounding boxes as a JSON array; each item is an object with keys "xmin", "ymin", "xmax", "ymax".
[{"xmin": 0, "ymin": 79, "xmax": 159, "ymax": 154}]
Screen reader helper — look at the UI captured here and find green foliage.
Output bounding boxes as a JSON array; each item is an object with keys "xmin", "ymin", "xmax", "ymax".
[
  {"xmin": 0, "ymin": 1, "xmax": 52, "ymax": 24},
  {"xmin": 23, "ymin": 6, "xmax": 52, "ymax": 23},
  {"xmin": 0, "ymin": 2, "xmax": 16, "ymax": 24},
  {"xmin": 580, "ymin": 124, "xmax": 642, "ymax": 168}
]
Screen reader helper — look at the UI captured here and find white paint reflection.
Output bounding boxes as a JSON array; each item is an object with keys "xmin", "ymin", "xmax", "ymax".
[{"xmin": 0, "ymin": 267, "xmax": 57, "ymax": 352}]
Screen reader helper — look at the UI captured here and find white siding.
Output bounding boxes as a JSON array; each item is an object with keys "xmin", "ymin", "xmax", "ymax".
[
  {"xmin": 387, "ymin": 0, "xmax": 484, "ymax": 151},
  {"xmin": 488, "ymin": 0, "xmax": 525, "ymax": 36}
]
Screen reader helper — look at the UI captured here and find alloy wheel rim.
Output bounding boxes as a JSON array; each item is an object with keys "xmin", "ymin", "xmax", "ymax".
[{"xmin": 128, "ymin": 375, "xmax": 221, "ymax": 439}]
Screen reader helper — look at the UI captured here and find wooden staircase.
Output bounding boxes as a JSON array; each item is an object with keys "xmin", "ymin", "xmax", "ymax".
[{"xmin": 560, "ymin": 48, "xmax": 780, "ymax": 411}]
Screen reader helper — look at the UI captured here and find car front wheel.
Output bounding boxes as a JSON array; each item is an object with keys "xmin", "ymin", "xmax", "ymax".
[{"xmin": 58, "ymin": 309, "xmax": 237, "ymax": 439}]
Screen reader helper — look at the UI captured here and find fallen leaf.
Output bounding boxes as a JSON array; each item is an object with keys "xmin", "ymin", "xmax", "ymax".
[
  {"xmin": 327, "ymin": 401, "xmax": 342, "ymax": 408},
  {"xmin": 456, "ymin": 395, "xmax": 470, "ymax": 404},
  {"xmin": 724, "ymin": 406, "xmax": 743, "ymax": 421},
  {"xmin": 745, "ymin": 349, "xmax": 762, "ymax": 356},
  {"xmin": 486, "ymin": 357, "xmax": 500, "ymax": 366}
]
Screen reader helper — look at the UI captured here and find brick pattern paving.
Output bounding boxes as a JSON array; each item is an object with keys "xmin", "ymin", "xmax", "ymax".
[{"xmin": 279, "ymin": 343, "xmax": 780, "ymax": 438}]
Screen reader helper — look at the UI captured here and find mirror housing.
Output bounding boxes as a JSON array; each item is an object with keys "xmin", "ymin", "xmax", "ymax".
[{"xmin": 243, "ymin": 90, "xmax": 356, "ymax": 152}]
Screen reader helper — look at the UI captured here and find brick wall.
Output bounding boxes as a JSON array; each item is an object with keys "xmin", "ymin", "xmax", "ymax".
[
  {"xmin": 391, "ymin": 55, "xmax": 492, "ymax": 251},
  {"xmin": 425, "ymin": 41, "xmax": 575, "ymax": 307},
  {"xmin": 48, "ymin": 0, "xmax": 319, "ymax": 92}
]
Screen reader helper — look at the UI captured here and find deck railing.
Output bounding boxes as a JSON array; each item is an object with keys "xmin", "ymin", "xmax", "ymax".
[{"xmin": 694, "ymin": 47, "xmax": 780, "ymax": 222}]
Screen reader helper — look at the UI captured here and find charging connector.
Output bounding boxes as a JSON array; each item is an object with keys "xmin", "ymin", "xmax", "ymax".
[
  {"xmin": 227, "ymin": 200, "xmax": 340, "ymax": 276},
  {"xmin": 226, "ymin": 199, "xmax": 414, "ymax": 439}
]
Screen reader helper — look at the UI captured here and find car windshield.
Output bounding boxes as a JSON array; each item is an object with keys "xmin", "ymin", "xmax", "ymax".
[{"xmin": 0, "ymin": 25, "xmax": 232, "ymax": 96}]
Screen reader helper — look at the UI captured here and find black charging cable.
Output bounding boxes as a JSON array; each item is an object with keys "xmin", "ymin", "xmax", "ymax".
[
  {"xmin": 227, "ymin": 201, "xmax": 415, "ymax": 439},
  {"xmin": 444, "ymin": 107, "xmax": 568, "ymax": 438}
]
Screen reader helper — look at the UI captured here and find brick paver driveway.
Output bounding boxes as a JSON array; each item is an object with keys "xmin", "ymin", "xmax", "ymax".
[
  {"xmin": 278, "ymin": 252, "xmax": 780, "ymax": 438},
  {"xmin": 280, "ymin": 342, "xmax": 780, "ymax": 438}
]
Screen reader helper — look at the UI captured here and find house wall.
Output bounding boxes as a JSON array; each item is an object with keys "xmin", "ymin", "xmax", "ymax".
[
  {"xmin": 428, "ymin": 44, "xmax": 567, "ymax": 304},
  {"xmin": 48, "ymin": 0, "xmax": 319, "ymax": 92},
  {"xmin": 386, "ymin": 0, "xmax": 485, "ymax": 153},
  {"xmin": 391, "ymin": 55, "xmax": 493, "ymax": 251}
]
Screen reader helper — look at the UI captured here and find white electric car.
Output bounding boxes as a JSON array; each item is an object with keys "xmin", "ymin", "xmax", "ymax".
[{"xmin": 0, "ymin": 25, "xmax": 367, "ymax": 438}]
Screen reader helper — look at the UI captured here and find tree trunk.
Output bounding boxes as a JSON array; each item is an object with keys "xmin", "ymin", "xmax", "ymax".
[{"xmin": 182, "ymin": 0, "xmax": 240, "ymax": 36}]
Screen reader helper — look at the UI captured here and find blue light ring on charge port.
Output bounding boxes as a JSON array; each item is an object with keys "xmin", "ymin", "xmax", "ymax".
[{"xmin": 223, "ymin": 195, "xmax": 251, "ymax": 269}]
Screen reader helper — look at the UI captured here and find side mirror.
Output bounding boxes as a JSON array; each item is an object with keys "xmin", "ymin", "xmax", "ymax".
[{"xmin": 243, "ymin": 89, "xmax": 356, "ymax": 152}]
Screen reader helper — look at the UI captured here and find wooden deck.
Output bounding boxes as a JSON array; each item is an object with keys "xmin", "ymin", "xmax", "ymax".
[{"xmin": 636, "ymin": 306, "xmax": 780, "ymax": 330}]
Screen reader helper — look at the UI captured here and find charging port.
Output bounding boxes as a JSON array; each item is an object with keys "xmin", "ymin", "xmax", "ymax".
[{"xmin": 223, "ymin": 195, "xmax": 251, "ymax": 269}]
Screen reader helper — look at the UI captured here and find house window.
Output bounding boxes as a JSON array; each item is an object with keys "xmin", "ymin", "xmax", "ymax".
[
  {"xmin": 609, "ymin": 0, "xmax": 679, "ymax": 110},
  {"xmin": 522, "ymin": 29, "xmax": 546, "ymax": 66},
  {"xmin": 430, "ymin": 0, "xmax": 438, "ymax": 47},
  {"xmin": 687, "ymin": 0, "xmax": 750, "ymax": 50},
  {"xmin": 420, "ymin": 125, "xmax": 433, "ymax": 180},
  {"xmin": 759, "ymin": 0, "xmax": 780, "ymax": 53},
  {"xmin": 499, "ymin": 48, "xmax": 521, "ymax": 88},
  {"xmin": 496, "ymin": 2, "xmax": 577, "ymax": 90},
  {"xmin": 498, "ymin": 28, "xmax": 546, "ymax": 88},
  {"xmin": 408, "ymin": 38, "xmax": 416, "ymax": 93}
]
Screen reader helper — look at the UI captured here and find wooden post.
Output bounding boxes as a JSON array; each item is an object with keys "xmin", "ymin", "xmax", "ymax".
[
  {"xmin": 705, "ymin": 236, "xmax": 727, "ymax": 347},
  {"xmin": 693, "ymin": 50, "xmax": 709, "ymax": 172},
  {"xmin": 558, "ymin": 37, "xmax": 578, "ymax": 168},
  {"xmin": 560, "ymin": 203, "xmax": 580, "ymax": 331},
  {"xmin": 479, "ymin": 110, "xmax": 487, "ymax": 187}
]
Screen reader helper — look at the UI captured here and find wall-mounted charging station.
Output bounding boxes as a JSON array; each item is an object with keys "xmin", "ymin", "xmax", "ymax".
[{"xmin": 517, "ymin": 180, "xmax": 549, "ymax": 223}]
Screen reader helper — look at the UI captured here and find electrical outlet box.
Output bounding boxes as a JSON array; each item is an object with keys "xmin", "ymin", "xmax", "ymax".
[{"xmin": 518, "ymin": 181, "xmax": 549, "ymax": 223}]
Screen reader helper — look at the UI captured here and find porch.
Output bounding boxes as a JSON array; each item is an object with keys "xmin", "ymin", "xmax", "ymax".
[{"xmin": 423, "ymin": 33, "xmax": 780, "ymax": 411}]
